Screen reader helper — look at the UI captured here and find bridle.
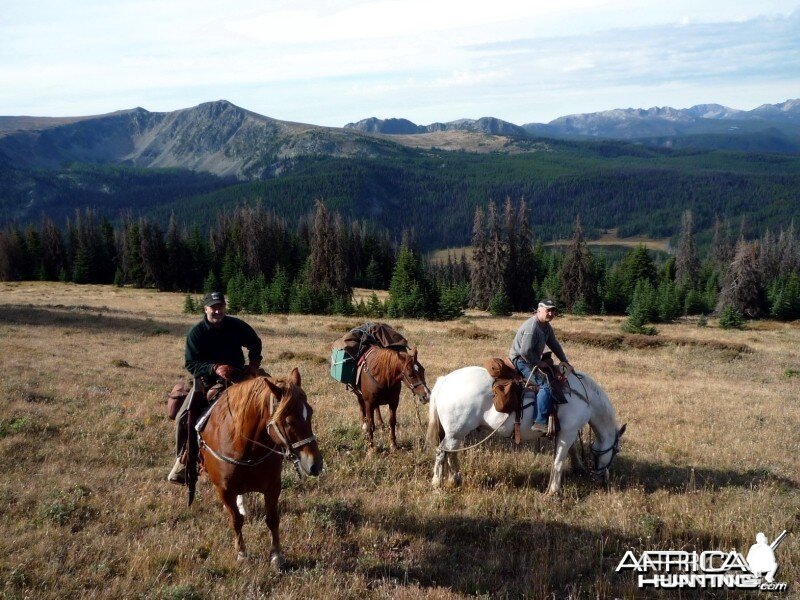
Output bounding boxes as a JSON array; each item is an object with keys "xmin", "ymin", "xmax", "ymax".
[
  {"xmin": 362, "ymin": 349, "xmax": 430, "ymax": 404},
  {"xmin": 401, "ymin": 361, "xmax": 430, "ymax": 404},
  {"xmin": 566, "ymin": 371, "xmax": 622, "ymax": 480},
  {"xmin": 265, "ymin": 396, "xmax": 317, "ymax": 476},
  {"xmin": 586, "ymin": 427, "xmax": 622, "ymax": 480},
  {"xmin": 199, "ymin": 388, "xmax": 317, "ymax": 477}
]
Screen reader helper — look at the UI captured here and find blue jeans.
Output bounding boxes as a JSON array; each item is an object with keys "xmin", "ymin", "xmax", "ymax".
[{"xmin": 513, "ymin": 358, "xmax": 551, "ymax": 425}]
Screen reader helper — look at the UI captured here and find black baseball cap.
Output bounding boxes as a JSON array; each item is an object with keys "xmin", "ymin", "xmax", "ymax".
[
  {"xmin": 203, "ymin": 291, "xmax": 226, "ymax": 307},
  {"xmin": 538, "ymin": 299, "xmax": 556, "ymax": 310}
]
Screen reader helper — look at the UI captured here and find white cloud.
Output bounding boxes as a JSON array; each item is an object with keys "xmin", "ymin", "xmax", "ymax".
[{"xmin": 1, "ymin": 1, "xmax": 799, "ymax": 123}]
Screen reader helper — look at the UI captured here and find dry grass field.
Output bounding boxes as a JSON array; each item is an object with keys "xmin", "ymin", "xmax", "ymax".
[
  {"xmin": 430, "ymin": 231, "xmax": 671, "ymax": 265},
  {"xmin": 0, "ymin": 282, "xmax": 798, "ymax": 599}
]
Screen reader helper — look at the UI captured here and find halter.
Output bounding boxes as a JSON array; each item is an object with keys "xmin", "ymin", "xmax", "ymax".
[
  {"xmin": 199, "ymin": 388, "xmax": 317, "ymax": 477},
  {"xmin": 401, "ymin": 367, "xmax": 430, "ymax": 403}
]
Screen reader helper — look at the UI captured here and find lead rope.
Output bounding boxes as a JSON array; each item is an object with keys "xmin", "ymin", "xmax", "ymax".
[{"xmin": 439, "ymin": 412, "xmax": 512, "ymax": 453}]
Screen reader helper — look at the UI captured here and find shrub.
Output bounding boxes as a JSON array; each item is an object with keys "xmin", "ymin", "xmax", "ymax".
[
  {"xmin": 718, "ymin": 305, "xmax": 745, "ymax": 329},
  {"xmin": 438, "ymin": 286, "xmax": 466, "ymax": 320},
  {"xmin": 488, "ymin": 290, "xmax": 512, "ymax": 316},
  {"xmin": 182, "ymin": 295, "xmax": 197, "ymax": 314}
]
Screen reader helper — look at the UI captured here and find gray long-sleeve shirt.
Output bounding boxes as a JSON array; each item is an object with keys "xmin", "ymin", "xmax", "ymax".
[{"xmin": 508, "ymin": 316, "xmax": 568, "ymax": 368}]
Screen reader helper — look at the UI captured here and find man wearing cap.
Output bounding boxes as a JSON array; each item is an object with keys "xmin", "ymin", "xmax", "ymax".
[
  {"xmin": 508, "ymin": 299, "xmax": 573, "ymax": 434},
  {"xmin": 167, "ymin": 291, "xmax": 263, "ymax": 484}
]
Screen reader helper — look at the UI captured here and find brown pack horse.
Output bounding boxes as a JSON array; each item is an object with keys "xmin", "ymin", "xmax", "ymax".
[
  {"xmin": 198, "ymin": 368, "xmax": 323, "ymax": 568},
  {"xmin": 354, "ymin": 346, "xmax": 430, "ymax": 452}
]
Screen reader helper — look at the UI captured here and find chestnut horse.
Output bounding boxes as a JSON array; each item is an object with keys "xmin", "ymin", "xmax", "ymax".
[
  {"xmin": 198, "ymin": 368, "xmax": 323, "ymax": 568},
  {"xmin": 354, "ymin": 346, "xmax": 430, "ymax": 452}
]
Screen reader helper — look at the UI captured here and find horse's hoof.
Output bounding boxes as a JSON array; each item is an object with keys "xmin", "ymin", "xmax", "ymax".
[
  {"xmin": 237, "ymin": 551, "xmax": 248, "ymax": 562},
  {"xmin": 431, "ymin": 477, "xmax": 442, "ymax": 489},
  {"xmin": 270, "ymin": 552, "xmax": 285, "ymax": 572},
  {"xmin": 451, "ymin": 474, "xmax": 462, "ymax": 488}
]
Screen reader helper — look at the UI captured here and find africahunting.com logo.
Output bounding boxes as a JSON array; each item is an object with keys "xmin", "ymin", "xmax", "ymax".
[{"xmin": 616, "ymin": 530, "xmax": 789, "ymax": 591}]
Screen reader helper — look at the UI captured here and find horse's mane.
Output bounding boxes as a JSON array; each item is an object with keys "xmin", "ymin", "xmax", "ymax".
[
  {"xmin": 369, "ymin": 347, "xmax": 405, "ymax": 379},
  {"xmin": 574, "ymin": 371, "xmax": 617, "ymax": 428},
  {"xmin": 224, "ymin": 376, "xmax": 298, "ymax": 439}
]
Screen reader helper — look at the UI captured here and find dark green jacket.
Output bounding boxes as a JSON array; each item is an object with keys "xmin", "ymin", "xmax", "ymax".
[{"xmin": 184, "ymin": 316, "xmax": 262, "ymax": 377}]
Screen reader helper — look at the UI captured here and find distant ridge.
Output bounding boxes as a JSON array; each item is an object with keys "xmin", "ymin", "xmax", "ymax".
[
  {"xmin": 0, "ymin": 100, "xmax": 403, "ymax": 178},
  {"xmin": 1, "ymin": 98, "xmax": 799, "ymax": 182},
  {"xmin": 345, "ymin": 116, "xmax": 528, "ymax": 137}
]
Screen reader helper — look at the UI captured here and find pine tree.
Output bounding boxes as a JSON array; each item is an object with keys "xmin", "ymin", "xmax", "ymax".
[
  {"xmin": 622, "ymin": 279, "xmax": 658, "ymax": 335},
  {"xmin": 514, "ymin": 199, "xmax": 535, "ymax": 311},
  {"xmin": 716, "ymin": 240, "xmax": 767, "ymax": 318},
  {"xmin": 263, "ymin": 265, "xmax": 291, "ymax": 313},
  {"xmin": 488, "ymin": 289, "xmax": 513, "ymax": 316},
  {"xmin": 39, "ymin": 217, "xmax": 66, "ymax": 281},
  {"xmin": 71, "ymin": 245, "xmax": 92, "ymax": 284},
  {"xmin": 308, "ymin": 200, "xmax": 351, "ymax": 300},
  {"xmin": 124, "ymin": 220, "xmax": 144, "ymax": 287},
  {"xmin": 656, "ymin": 279, "xmax": 681, "ymax": 322},
  {"xmin": 183, "ymin": 295, "xmax": 198, "ymax": 314},
  {"xmin": 139, "ymin": 218, "xmax": 167, "ymax": 289},
  {"xmin": 387, "ymin": 245, "xmax": 435, "ymax": 318},
  {"xmin": 226, "ymin": 271, "xmax": 247, "ymax": 313},
  {"xmin": 675, "ymin": 210, "xmax": 700, "ymax": 288},
  {"xmin": 710, "ymin": 216, "xmax": 734, "ymax": 271},
  {"xmin": 485, "ymin": 200, "xmax": 508, "ymax": 302},
  {"xmin": 559, "ymin": 215, "xmax": 596, "ymax": 312},
  {"xmin": 203, "ymin": 270, "xmax": 221, "ymax": 294},
  {"xmin": 470, "ymin": 206, "xmax": 491, "ymax": 309}
]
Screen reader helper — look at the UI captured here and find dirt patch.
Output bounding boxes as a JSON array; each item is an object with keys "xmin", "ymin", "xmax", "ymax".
[
  {"xmin": 275, "ymin": 350, "xmax": 328, "ymax": 365},
  {"xmin": 448, "ymin": 325, "xmax": 495, "ymax": 340},
  {"xmin": 561, "ymin": 330, "xmax": 752, "ymax": 355}
]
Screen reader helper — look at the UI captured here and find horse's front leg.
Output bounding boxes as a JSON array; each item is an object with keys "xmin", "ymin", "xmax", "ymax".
[
  {"xmin": 263, "ymin": 477, "xmax": 284, "ymax": 571},
  {"xmin": 219, "ymin": 489, "xmax": 247, "ymax": 560},
  {"xmin": 568, "ymin": 442, "xmax": 587, "ymax": 475},
  {"xmin": 387, "ymin": 399, "xmax": 399, "ymax": 451},
  {"xmin": 547, "ymin": 429, "xmax": 578, "ymax": 496}
]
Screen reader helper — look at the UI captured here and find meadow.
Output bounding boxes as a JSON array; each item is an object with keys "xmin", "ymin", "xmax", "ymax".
[{"xmin": 0, "ymin": 282, "xmax": 798, "ymax": 599}]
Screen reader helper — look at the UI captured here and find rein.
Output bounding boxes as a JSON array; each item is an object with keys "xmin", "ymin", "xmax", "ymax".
[{"xmin": 562, "ymin": 371, "xmax": 619, "ymax": 479}]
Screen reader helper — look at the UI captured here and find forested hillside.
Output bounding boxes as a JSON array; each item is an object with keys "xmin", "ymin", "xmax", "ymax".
[{"xmin": 3, "ymin": 141, "xmax": 799, "ymax": 251}]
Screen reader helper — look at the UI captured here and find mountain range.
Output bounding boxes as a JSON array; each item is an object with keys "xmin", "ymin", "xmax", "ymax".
[
  {"xmin": 1, "ymin": 98, "xmax": 799, "ymax": 181},
  {"xmin": 346, "ymin": 99, "xmax": 800, "ymax": 153},
  {"xmin": 1, "ymin": 98, "xmax": 799, "ymax": 249}
]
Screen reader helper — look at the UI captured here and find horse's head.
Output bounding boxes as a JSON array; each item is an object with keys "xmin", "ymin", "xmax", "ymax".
[
  {"xmin": 400, "ymin": 347, "xmax": 430, "ymax": 404},
  {"xmin": 264, "ymin": 368, "xmax": 323, "ymax": 477},
  {"xmin": 589, "ymin": 422, "xmax": 627, "ymax": 482}
]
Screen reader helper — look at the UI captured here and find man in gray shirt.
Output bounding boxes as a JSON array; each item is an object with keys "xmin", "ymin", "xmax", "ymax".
[{"xmin": 509, "ymin": 299, "xmax": 573, "ymax": 433}]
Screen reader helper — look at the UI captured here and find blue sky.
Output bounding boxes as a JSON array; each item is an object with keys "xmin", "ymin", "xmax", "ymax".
[{"xmin": 1, "ymin": 1, "xmax": 799, "ymax": 126}]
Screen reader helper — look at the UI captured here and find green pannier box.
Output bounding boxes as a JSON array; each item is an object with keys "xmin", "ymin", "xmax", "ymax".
[{"xmin": 330, "ymin": 348, "xmax": 356, "ymax": 385}]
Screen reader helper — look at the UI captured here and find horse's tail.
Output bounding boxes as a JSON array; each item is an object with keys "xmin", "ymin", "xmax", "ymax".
[{"xmin": 426, "ymin": 375, "xmax": 446, "ymax": 448}]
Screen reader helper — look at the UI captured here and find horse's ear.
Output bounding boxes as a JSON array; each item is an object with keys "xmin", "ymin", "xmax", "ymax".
[
  {"xmin": 264, "ymin": 377, "xmax": 283, "ymax": 400},
  {"xmin": 289, "ymin": 367, "xmax": 301, "ymax": 387},
  {"xmin": 618, "ymin": 423, "xmax": 627, "ymax": 437},
  {"xmin": 412, "ymin": 346, "xmax": 418, "ymax": 360}
]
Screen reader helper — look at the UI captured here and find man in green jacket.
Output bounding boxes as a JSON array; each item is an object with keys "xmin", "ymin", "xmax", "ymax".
[{"xmin": 168, "ymin": 291, "xmax": 263, "ymax": 484}]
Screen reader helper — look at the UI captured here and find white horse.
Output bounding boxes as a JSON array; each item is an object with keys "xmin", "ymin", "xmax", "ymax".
[{"xmin": 426, "ymin": 366, "xmax": 626, "ymax": 495}]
